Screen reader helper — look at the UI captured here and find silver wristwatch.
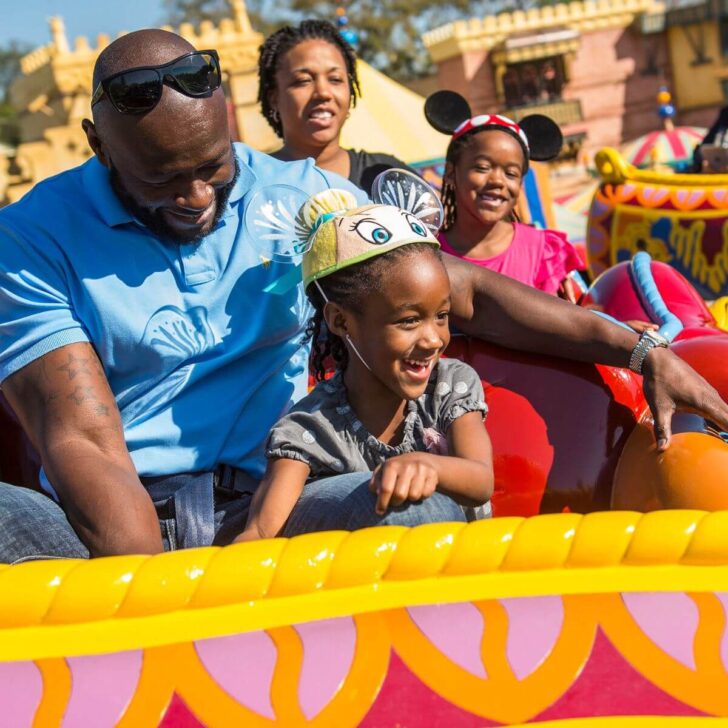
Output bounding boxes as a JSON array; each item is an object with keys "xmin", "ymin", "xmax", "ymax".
[{"xmin": 628, "ymin": 329, "xmax": 669, "ymax": 374}]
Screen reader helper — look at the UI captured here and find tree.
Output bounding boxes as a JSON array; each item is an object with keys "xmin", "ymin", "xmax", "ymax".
[
  {"xmin": 161, "ymin": 0, "xmax": 283, "ymax": 38},
  {"xmin": 0, "ymin": 41, "xmax": 31, "ymax": 147},
  {"xmin": 277, "ymin": 0, "xmax": 522, "ymax": 80},
  {"xmin": 163, "ymin": 0, "xmax": 562, "ymax": 82}
]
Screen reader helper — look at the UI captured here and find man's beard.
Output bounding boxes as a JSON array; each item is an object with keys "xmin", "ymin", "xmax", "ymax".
[{"xmin": 109, "ymin": 155, "xmax": 240, "ymax": 245}]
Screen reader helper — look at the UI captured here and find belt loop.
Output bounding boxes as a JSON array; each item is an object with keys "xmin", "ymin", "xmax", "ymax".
[{"xmin": 173, "ymin": 473, "xmax": 215, "ymax": 548}]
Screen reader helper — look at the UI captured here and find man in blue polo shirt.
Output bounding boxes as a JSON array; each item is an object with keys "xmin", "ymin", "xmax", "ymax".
[
  {"xmin": 1, "ymin": 30, "xmax": 728, "ymax": 562},
  {"xmin": 0, "ymin": 29, "xmax": 470, "ymax": 559}
]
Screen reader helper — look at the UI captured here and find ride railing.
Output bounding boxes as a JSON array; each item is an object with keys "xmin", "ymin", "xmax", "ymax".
[{"xmin": 2, "ymin": 511, "xmax": 728, "ymax": 725}]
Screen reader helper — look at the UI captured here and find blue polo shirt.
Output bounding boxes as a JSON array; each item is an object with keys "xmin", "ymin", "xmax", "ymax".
[{"xmin": 0, "ymin": 143, "xmax": 367, "ymax": 486}]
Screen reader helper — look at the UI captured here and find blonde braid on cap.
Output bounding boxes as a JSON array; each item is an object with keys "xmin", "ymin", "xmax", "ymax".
[{"xmin": 295, "ymin": 189, "xmax": 359, "ymax": 240}]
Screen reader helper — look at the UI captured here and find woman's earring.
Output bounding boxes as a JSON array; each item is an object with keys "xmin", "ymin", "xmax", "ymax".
[{"xmin": 271, "ymin": 109, "xmax": 280, "ymax": 124}]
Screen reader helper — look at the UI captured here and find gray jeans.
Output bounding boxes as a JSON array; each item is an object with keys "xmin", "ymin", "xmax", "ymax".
[{"xmin": 0, "ymin": 471, "xmax": 466, "ymax": 564}]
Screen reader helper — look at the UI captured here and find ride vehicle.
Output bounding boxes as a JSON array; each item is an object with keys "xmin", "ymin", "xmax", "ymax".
[{"xmin": 3, "ymin": 165, "xmax": 728, "ymax": 725}]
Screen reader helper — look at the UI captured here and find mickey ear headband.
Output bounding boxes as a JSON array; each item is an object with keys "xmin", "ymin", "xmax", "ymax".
[{"xmin": 424, "ymin": 90, "xmax": 563, "ymax": 164}]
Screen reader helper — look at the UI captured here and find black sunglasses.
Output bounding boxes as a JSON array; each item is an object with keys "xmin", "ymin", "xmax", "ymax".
[{"xmin": 91, "ymin": 50, "xmax": 221, "ymax": 114}]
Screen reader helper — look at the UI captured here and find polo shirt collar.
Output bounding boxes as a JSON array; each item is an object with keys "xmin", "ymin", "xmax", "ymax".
[
  {"xmin": 81, "ymin": 156, "xmax": 135, "ymax": 228},
  {"xmin": 222, "ymin": 151, "xmax": 256, "ymax": 218}
]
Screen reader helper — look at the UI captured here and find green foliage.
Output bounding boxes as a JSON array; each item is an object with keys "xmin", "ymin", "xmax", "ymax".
[
  {"xmin": 0, "ymin": 41, "xmax": 30, "ymax": 102},
  {"xmin": 288, "ymin": 0, "xmax": 482, "ymax": 80},
  {"xmin": 0, "ymin": 41, "xmax": 31, "ymax": 147},
  {"xmin": 161, "ymin": 0, "xmax": 281, "ymax": 38},
  {"xmin": 162, "ymin": 0, "xmax": 565, "ymax": 82}
]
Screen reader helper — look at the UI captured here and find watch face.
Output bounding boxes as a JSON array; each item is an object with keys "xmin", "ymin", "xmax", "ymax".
[{"xmin": 644, "ymin": 329, "xmax": 669, "ymax": 346}]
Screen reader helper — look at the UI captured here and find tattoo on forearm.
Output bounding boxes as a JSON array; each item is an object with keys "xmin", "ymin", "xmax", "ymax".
[
  {"xmin": 62, "ymin": 384, "xmax": 111, "ymax": 417},
  {"xmin": 67, "ymin": 385, "xmax": 109, "ymax": 415},
  {"xmin": 57, "ymin": 353, "xmax": 103, "ymax": 380},
  {"xmin": 67, "ymin": 385, "xmax": 95, "ymax": 405}
]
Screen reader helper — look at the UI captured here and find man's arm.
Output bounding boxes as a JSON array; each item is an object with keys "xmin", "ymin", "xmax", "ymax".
[
  {"xmin": 3, "ymin": 342, "xmax": 163, "ymax": 556},
  {"xmin": 443, "ymin": 254, "xmax": 728, "ymax": 449}
]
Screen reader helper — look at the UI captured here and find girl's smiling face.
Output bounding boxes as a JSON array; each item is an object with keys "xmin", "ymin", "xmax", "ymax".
[
  {"xmin": 448, "ymin": 130, "xmax": 526, "ymax": 228},
  {"xmin": 334, "ymin": 250, "xmax": 451, "ymax": 402}
]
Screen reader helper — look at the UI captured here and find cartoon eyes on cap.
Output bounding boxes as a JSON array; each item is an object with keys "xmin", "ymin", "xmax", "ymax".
[
  {"xmin": 353, "ymin": 219, "xmax": 392, "ymax": 245},
  {"xmin": 405, "ymin": 213, "xmax": 427, "ymax": 237}
]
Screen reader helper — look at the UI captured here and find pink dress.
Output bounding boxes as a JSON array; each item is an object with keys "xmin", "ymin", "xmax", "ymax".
[{"xmin": 437, "ymin": 223, "xmax": 582, "ymax": 295}]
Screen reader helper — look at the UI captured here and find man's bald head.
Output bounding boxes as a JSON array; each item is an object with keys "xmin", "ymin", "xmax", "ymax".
[
  {"xmin": 92, "ymin": 29, "xmax": 194, "ymax": 91},
  {"xmin": 91, "ymin": 30, "xmax": 204, "ymax": 129},
  {"xmin": 82, "ymin": 29, "xmax": 236, "ymax": 245}
]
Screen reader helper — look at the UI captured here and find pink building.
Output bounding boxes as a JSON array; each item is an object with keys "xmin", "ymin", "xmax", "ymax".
[{"xmin": 423, "ymin": 0, "xmax": 725, "ymax": 160}]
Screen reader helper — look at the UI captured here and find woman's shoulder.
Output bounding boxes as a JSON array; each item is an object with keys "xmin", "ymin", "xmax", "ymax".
[
  {"xmin": 347, "ymin": 149, "xmax": 416, "ymax": 195},
  {"xmin": 347, "ymin": 149, "xmax": 409, "ymax": 168}
]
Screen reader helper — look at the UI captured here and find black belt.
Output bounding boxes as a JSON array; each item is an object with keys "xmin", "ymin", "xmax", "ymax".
[
  {"xmin": 141, "ymin": 465, "xmax": 257, "ymax": 497},
  {"xmin": 212, "ymin": 463, "xmax": 259, "ymax": 497}
]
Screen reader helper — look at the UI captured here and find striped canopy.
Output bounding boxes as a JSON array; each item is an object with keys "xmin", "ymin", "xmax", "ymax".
[
  {"xmin": 341, "ymin": 61, "xmax": 448, "ymax": 164},
  {"xmin": 620, "ymin": 126, "xmax": 706, "ymax": 168}
]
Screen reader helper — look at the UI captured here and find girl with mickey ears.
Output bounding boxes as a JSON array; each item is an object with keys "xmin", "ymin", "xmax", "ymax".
[
  {"xmin": 426, "ymin": 91, "xmax": 584, "ymax": 302},
  {"xmin": 237, "ymin": 187, "xmax": 493, "ymax": 541}
]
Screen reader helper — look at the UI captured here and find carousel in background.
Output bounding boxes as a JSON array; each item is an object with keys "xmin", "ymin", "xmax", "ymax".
[{"xmin": 585, "ymin": 86, "xmax": 728, "ymax": 300}]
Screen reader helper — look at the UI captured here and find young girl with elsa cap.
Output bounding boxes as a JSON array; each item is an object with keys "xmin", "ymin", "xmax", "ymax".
[{"xmin": 238, "ymin": 175, "xmax": 493, "ymax": 541}]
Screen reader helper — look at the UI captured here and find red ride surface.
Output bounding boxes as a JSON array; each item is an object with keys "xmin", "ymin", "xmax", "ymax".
[{"xmin": 446, "ymin": 337, "xmax": 642, "ymax": 516}]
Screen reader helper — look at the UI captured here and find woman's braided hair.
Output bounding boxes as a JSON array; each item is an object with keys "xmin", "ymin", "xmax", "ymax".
[
  {"xmin": 258, "ymin": 20, "xmax": 361, "ymax": 139},
  {"xmin": 441, "ymin": 129, "xmax": 526, "ymax": 231},
  {"xmin": 305, "ymin": 243, "xmax": 442, "ymax": 381}
]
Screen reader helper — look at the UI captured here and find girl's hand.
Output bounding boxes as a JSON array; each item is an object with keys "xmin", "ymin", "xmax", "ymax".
[
  {"xmin": 557, "ymin": 277, "xmax": 580, "ymax": 303},
  {"xmin": 369, "ymin": 453, "xmax": 438, "ymax": 515},
  {"xmin": 233, "ymin": 529, "xmax": 259, "ymax": 543},
  {"xmin": 625, "ymin": 320, "xmax": 659, "ymax": 334}
]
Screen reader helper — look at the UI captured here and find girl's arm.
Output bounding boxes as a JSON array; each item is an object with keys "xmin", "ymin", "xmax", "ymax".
[
  {"xmin": 441, "ymin": 410, "xmax": 494, "ymax": 504},
  {"xmin": 235, "ymin": 458, "xmax": 311, "ymax": 541},
  {"xmin": 369, "ymin": 412, "xmax": 493, "ymax": 513}
]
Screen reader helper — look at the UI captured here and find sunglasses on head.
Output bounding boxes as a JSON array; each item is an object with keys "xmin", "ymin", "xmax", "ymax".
[{"xmin": 91, "ymin": 49, "xmax": 222, "ymax": 114}]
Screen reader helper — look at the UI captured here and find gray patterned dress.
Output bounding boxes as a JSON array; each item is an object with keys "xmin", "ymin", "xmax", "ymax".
[{"xmin": 266, "ymin": 358, "xmax": 491, "ymax": 518}]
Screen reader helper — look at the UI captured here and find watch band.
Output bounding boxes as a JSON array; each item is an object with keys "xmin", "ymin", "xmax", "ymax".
[{"xmin": 628, "ymin": 330, "xmax": 669, "ymax": 374}]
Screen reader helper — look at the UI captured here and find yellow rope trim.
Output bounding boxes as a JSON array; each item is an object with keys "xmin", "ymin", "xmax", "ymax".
[{"xmin": 1, "ymin": 511, "xmax": 727, "ymax": 632}]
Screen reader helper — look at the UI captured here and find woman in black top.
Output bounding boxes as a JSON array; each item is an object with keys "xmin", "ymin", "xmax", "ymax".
[{"xmin": 257, "ymin": 20, "xmax": 415, "ymax": 195}]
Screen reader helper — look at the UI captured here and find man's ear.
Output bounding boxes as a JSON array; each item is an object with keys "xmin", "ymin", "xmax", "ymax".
[
  {"xmin": 323, "ymin": 301, "xmax": 352, "ymax": 338},
  {"xmin": 81, "ymin": 118, "xmax": 110, "ymax": 168}
]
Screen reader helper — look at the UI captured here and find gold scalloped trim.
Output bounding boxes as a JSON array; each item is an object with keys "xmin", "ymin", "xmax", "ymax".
[
  {"xmin": 2, "ymin": 511, "xmax": 728, "ymax": 632},
  {"xmin": 595, "ymin": 147, "xmax": 728, "ymax": 187}
]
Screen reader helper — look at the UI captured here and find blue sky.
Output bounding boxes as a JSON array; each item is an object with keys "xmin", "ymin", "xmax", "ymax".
[{"xmin": 2, "ymin": 1, "xmax": 167, "ymax": 48}]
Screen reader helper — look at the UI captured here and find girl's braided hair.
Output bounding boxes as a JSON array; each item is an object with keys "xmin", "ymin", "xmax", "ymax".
[
  {"xmin": 305, "ymin": 243, "xmax": 442, "ymax": 381},
  {"xmin": 441, "ymin": 129, "xmax": 525, "ymax": 231},
  {"xmin": 258, "ymin": 20, "xmax": 361, "ymax": 139}
]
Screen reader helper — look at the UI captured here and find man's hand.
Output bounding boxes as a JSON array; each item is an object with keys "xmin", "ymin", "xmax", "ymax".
[
  {"xmin": 642, "ymin": 347, "xmax": 728, "ymax": 451},
  {"xmin": 369, "ymin": 453, "xmax": 438, "ymax": 515}
]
